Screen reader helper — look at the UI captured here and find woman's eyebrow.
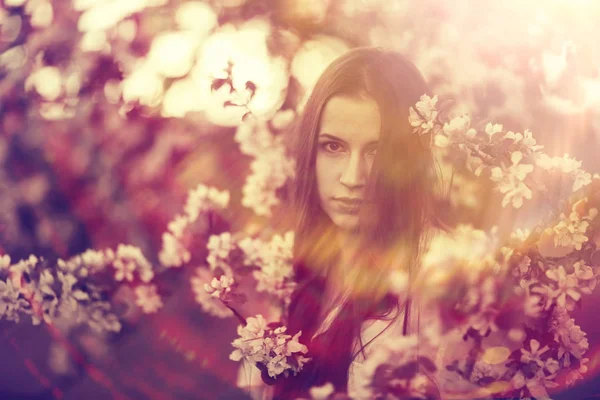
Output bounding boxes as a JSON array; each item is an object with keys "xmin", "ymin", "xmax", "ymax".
[{"xmin": 318, "ymin": 133, "xmax": 379, "ymax": 146}]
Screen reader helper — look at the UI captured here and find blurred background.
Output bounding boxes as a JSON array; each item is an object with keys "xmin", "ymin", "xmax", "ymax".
[{"xmin": 1, "ymin": 0, "xmax": 599, "ymax": 398}]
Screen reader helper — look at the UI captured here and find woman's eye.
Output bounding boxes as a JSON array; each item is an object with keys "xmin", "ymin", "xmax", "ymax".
[
  {"xmin": 321, "ymin": 142, "xmax": 343, "ymax": 152},
  {"xmin": 367, "ymin": 147, "xmax": 378, "ymax": 156}
]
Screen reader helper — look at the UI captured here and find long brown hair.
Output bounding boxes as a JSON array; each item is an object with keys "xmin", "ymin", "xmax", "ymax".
[{"xmin": 275, "ymin": 47, "xmax": 439, "ymax": 397}]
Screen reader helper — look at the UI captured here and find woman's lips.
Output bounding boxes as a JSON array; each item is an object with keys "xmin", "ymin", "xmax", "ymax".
[{"xmin": 334, "ymin": 199, "xmax": 362, "ymax": 214}]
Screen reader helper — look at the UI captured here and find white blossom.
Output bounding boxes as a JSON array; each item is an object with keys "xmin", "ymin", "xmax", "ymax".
[
  {"xmin": 521, "ymin": 339, "xmax": 549, "ymax": 367},
  {"xmin": 351, "ymin": 335, "xmax": 424, "ymax": 399},
  {"xmin": 194, "ymin": 19, "xmax": 290, "ymax": 125},
  {"xmin": 237, "ymin": 236, "xmax": 267, "ymax": 266},
  {"xmin": 504, "ymin": 129, "xmax": 543, "ymax": 152},
  {"xmin": 490, "ymin": 151, "xmax": 534, "ymax": 208},
  {"xmin": 191, "ymin": 268, "xmax": 233, "ymax": 318},
  {"xmin": 485, "ymin": 122, "xmax": 503, "ymax": 138},
  {"xmin": 167, "ymin": 214, "xmax": 189, "ymax": 239},
  {"xmin": 113, "ymin": 244, "xmax": 154, "ymax": 283},
  {"xmin": 250, "ymin": 232, "xmax": 296, "ymax": 303},
  {"xmin": 545, "ymin": 266, "xmax": 581, "ymax": 309},
  {"xmin": 184, "ymin": 184, "xmax": 230, "ymax": 223},
  {"xmin": 204, "ymin": 275, "xmax": 234, "ymax": 300},
  {"xmin": 550, "ymin": 309, "xmax": 589, "ymax": 365},
  {"xmin": 230, "ymin": 315, "xmax": 309, "ymax": 378},
  {"xmin": 207, "ymin": 232, "xmax": 234, "ymax": 275},
  {"xmin": 442, "ymin": 114, "xmax": 476, "ymax": 139},
  {"xmin": 135, "ymin": 284, "xmax": 163, "ymax": 313},
  {"xmin": 309, "ymin": 382, "xmax": 335, "ymax": 400},
  {"xmin": 57, "ymin": 248, "xmax": 115, "ymax": 277},
  {"xmin": 552, "ymin": 207, "xmax": 597, "ymax": 251},
  {"xmin": 0, "ymin": 278, "xmax": 28, "ymax": 322},
  {"xmin": 241, "ymin": 146, "xmax": 294, "ymax": 217},
  {"xmin": 409, "ymin": 94, "xmax": 439, "ymax": 135},
  {"xmin": 158, "ymin": 232, "xmax": 191, "ymax": 268},
  {"xmin": 0, "ymin": 254, "xmax": 10, "ymax": 270}
]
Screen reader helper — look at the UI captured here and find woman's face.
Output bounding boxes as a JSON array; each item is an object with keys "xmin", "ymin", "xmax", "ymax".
[{"xmin": 316, "ymin": 94, "xmax": 381, "ymax": 232}]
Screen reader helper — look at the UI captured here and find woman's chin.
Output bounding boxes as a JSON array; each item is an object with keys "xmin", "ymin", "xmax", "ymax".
[{"xmin": 331, "ymin": 215, "xmax": 360, "ymax": 232}]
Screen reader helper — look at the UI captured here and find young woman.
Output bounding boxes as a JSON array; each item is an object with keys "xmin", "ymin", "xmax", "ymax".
[{"xmin": 239, "ymin": 47, "xmax": 441, "ymax": 399}]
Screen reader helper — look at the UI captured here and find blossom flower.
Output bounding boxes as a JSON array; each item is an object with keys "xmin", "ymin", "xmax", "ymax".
[
  {"xmin": 86, "ymin": 301, "xmax": 122, "ymax": 334},
  {"xmin": 193, "ymin": 18, "xmax": 290, "ymax": 125},
  {"xmin": 230, "ymin": 316, "xmax": 309, "ymax": 379},
  {"xmin": 191, "ymin": 268, "xmax": 233, "ymax": 318},
  {"xmin": 146, "ymin": 31, "xmax": 200, "ymax": 79},
  {"xmin": 234, "ymin": 119, "xmax": 276, "ymax": 157},
  {"xmin": 504, "ymin": 129, "xmax": 543, "ymax": 153},
  {"xmin": 544, "ymin": 358, "xmax": 560, "ymax": 374},
  {"xmin": 184, "ymin": 184, "xmax": 230, "ymax": 223},
  {"xmin": 158, "ymin": 232, "xmax": 191, "ymax": 268},
  {"xmin": 442, "ymin": 114, "xmax": 476, "ymax": 139},
  {"xmin": 552, "ymin": 208, "xmax": 597, "ymax": 251},
  {"xmin": 572, "ymin": 261, "xmax": 597, "ymax": 295},
  {"xmin": 135, "ymin": 284, "xmax": 163, "ymax": 314},
  {"xmin": 234, "ymin": 115, "xmax": 295, "ymax": 217},
  {"xmin": 207, "ymin": 232, "xmax": 235, "ymax": 275},
  {"xmin": 523, "ymin": 294, "xmax": 543, "ymax": 318},
  {"xmin": 251, "ymin": 231, "xmax": 296, "ymax": 303},
  {"xmin": 485, "ymin": 122, "xmax": 503, "ymax": 138},
  {"xmin": 521, "ymin": 339, "xmax": 549, "ymax": 367},
  {"xmin": 112, "ymin": 245, "xmax": 154, "ymax": 283},
  {"xmin": 565, "ymin": 357, "xmax": 589, "ymax": 386},
  {"xmin": 0, "ymin": 254, "xmax": 11, "ymax": 270},
  {"xmin": 167, "ymin": 214, "xmax": 189, "ymax": 239},
  {"xmin": 9, "ymin": 255, "xmax": 39, "ymax": 285},
  {"xmin": 204, "ymin": 275, "xmax": 234, "ymax": 300},
  {"xmin": 545, "ymin": 266, "xmax": 581, "ymax": 309},
  {"xmin": 573, "ymin": 169, "xmax": 592, "ymax": 191},
  {"xmin": 510, "ymin": 228, "xmax": 532, "ymax": 243},
  {"xmin": 309, "ymin": 382, "xmax": 335, "ymax": 400},
  {"xmin": 242, "ymin": 166, "xmax": 282, "ymax": 216},
  {"xmin": 550, "ymin": 307, "xmax": 589, "ymax": 367},
  {"xmin": 351, "ymin": 334, "xmax": 428, "ymax": 399},
  {"xmin": 469, "ymin": 305, "xmax": 500, "ymax": 336},
  {"xmin": 512, "ymin": 256, "xmax": 531, "ymax": 277},
  {"xmin": 237, "ymin": 236, "xmax": 267, "ymax": 266},
  {"xmin": 113, "ymin": 258, "xmax": 136, "ymax": 282},
  {"xmin": 535, "ymin": 153, "xmax": 592, "ymax": 191},
  {"xmin": 291, "ymin": 35, "xmax": 349, "ymax": 91},
  {"xmin": 57, "ymin": 248, "xmax": 115, "ymax": 277},
  {"xmin": 490, "ymin": 151, "xmax": 534, "ymax": 208},
  {"xmin": 241, "ymin": 147, "xmax": 294, "ymax": 217},
  {"xmin": 535, "ymin": 153, "xmax": 581, "ymax": 174},
  {"xmin": 0, "ymin": 278, "xmax": 28, "ymax": 322},
  {"xmin": 408, "ymin": 94, "xmax": 438, "ymax": 135}
]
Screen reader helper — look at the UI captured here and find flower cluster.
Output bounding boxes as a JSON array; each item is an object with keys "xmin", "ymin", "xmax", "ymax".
[
  {"xmin": 113, "ymin": 244, "xmax": 154, "ymax": 283},
  {"xmin": 246, "ymin": 231, "xmax": 296, "ymax": 304},
  {"xmin": 57, "ymin": 248, "xmax": 116, "ymax": 277},
  {"xmin": 159, "ymin": 184, "xmax": 230, "ymax": 268},
  {"xmin": 549, "ymin": 204, "xmax": 598, "ymax": 252},
  {"xmin": 234, "ymin": 114, "xmax": 295, "ymax": 217},
  {"xmin": 417, "ymin": 225, "xmax": 505, "ymax": 335},
  {"xmin": 229, "ymin": 315, "xmax": 310, "ymax": 379},
  {"xmin": 351, "ymin": 335, "xmax": 438, "ymax": 400},
  {"xmin": 409, "ymin": 95, "xmax": 594, "ymax": 209},
  {"xmin": 203, "ymin": 275, "xmax": 234, "ymax": 300},
  {"xmin": 191, "ymin": 267, "xmax": 234, "ymax": 318},
  {"xmin": 0, "ymin": 254, "xmax": 121, "ymax": 333},
  {"xmin": 134, "ymin": 284, "xmax": 163, "ymax": 314},
  {"xmin": 206, "ymin": 232, "xmax": 236, "ymax": 276},
  {"xmin": 189, "ymin": 230, "xmax": 296, "ymax": 318}
]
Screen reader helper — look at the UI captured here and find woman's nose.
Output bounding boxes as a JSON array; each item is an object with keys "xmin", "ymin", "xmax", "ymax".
[{"xmin": 339, "ymin": 153, "xmax": 367, "ymax": 189}]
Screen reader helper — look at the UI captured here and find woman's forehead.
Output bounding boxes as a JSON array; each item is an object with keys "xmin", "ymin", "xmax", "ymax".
[{"xmin": 319, "ymin": 95, "xmax": 381, "ymax": 144}]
